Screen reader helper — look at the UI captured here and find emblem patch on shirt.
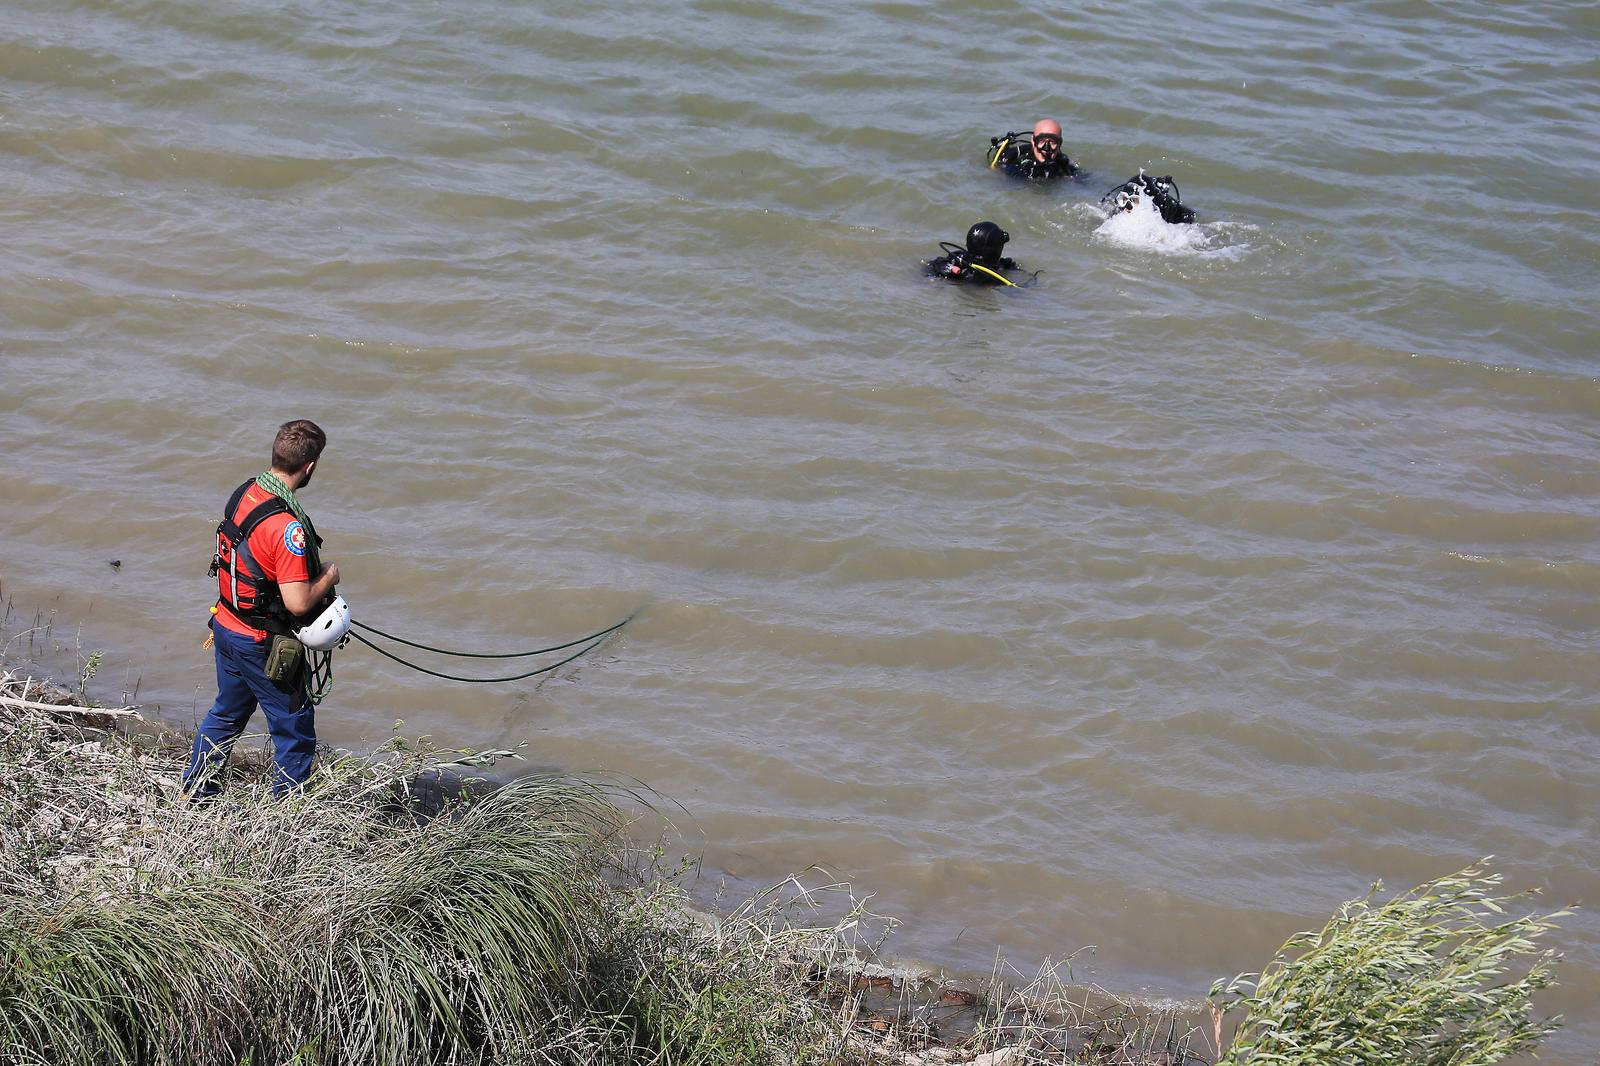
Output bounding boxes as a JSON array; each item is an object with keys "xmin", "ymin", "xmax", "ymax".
[{"xmin": 284, "ymin": 521, "xmax": 307, "ymax": 557}]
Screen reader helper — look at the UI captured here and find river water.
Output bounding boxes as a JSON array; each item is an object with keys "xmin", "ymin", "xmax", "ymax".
[{"xmin": 2, "ymin": 0, "xmax": 1597, "ymax": 1057}]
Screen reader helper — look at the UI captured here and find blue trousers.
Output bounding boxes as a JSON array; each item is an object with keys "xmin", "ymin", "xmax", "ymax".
[{"xmin": 184, "ymin": 619, "xmax": 317, "ymax": 797}]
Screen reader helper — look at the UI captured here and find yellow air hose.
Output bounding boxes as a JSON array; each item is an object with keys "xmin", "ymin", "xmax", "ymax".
[
  {"xmin": 967, "ymin": 262, "xmax": 1018, "ymax": 287},
  {"xmin": 988, "ymin": 137, "xmax": 1011, "ymax": 168}
]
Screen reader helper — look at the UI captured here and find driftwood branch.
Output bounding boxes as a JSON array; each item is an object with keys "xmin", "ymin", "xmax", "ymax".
[{"xmin": 0, "ymin": 695, "xmax": 143, "ymax": 719}]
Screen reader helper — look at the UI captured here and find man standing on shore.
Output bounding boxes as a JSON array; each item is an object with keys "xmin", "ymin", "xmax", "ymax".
[{"xmin": 184, "ymin": 419, "xmax": 341, "ymax": 797}]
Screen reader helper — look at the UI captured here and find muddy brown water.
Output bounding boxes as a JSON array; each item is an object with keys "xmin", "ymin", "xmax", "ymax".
[{"xmin": 3, "ymin": 0, "xmax": 1597, "ymax": 1058}]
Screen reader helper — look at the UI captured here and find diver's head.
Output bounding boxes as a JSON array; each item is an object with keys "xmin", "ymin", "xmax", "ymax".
[
  {"xmin": 1031, "ymin": 119, "xmax": 1063, "ymax": 162},
  {"xmin": 965, "ymin": 221, "xmax": 1009, "ymax": 265}
]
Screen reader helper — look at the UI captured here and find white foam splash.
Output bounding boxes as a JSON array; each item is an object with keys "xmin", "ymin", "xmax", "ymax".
[{"xmin": 1081, "ymin": 196, "xmax": 1255, "ymax": 260}]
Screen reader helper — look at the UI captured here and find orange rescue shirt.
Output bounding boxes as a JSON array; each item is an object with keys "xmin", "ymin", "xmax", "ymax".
[{"xmin": 213, "ymin": 483, "xmax": 314, "ymax": 642}]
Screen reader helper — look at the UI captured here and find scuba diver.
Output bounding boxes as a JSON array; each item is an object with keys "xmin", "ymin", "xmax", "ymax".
[
  {"xmin": 1100, "ymin": 172, "xmax": 1196, "ymax": 224},
  {"xmin": 986, "ymin": 118, "xmax": 1079, "ymax": 181},
  {"xmin": 925, "ymin": 221, "xmax": 1027, "ymax": 286}
]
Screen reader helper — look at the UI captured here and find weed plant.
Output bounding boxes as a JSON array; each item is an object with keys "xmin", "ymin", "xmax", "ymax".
[
  {"xmin": 577, "ymin": 877, "xmax": 849, "ymax": 1064},
  {"xmin": 1209, "ymin": 863, "xmax": 1567, "ymax": 1065}
]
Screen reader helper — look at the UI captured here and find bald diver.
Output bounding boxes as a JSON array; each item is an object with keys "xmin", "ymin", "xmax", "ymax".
[
  {"xmin": 1101, "ymin": 172, "xmax": 1196, "ymax": 224},
  {"xmin": 986, "ymin": 119, "xmax": 1079, "ymax": 181},
  {"xmin": 925, "ymin": 221, "xmax": 1030, "ymax": 286}
]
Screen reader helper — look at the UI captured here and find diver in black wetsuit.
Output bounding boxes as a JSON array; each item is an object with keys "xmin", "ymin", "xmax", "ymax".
[
  {"xmin": 1101, "ymin": 173, "xmax": 1196, "ymax": 224},
  {"xmin": 986, "ymin": 119, "xmax": 1079, "ymax": 181},
  {"xmin": 925, "ymin": 221, "xmax": 1022, "ymax": 285}
]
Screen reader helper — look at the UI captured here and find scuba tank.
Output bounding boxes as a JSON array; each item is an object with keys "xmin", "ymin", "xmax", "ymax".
[
  {"xmin": 935, "ymin": 240, "xmax": 974, "ymax": 276},
  {"xmin": 987, "ymin": 131, "xmax": 1028, "ymax": 169}
]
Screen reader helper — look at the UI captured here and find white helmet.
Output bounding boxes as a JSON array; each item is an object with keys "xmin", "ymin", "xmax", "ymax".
[{"xmin": 296, "ymin": 594, "xmax": 351, "ymax": 651}]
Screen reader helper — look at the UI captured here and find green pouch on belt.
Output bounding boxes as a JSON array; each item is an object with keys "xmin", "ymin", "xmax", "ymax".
[{"xmin": 264, "ymin": 635, "xmax": 305, "ymax": 684}]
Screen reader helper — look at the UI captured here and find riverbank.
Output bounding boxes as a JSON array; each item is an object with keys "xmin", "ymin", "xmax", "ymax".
[{"xmin": 0, "ymin": 661, "xmax": 1208, "ymax": 1066}]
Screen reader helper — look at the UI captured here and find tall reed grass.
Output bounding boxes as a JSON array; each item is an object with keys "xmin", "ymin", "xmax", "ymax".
[
  {"xmin": 0, "ymin": 660, "xmax": 856, "ymax": 1066},
  {"xmin": 1, "ymin": 678, "xmax": 624, "ymax": 1065}
]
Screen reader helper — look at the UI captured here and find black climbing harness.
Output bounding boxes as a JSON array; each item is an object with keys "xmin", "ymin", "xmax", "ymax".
[{"xmin": 209, "ymin": 480, "xmax": 314, "ymax": 635}]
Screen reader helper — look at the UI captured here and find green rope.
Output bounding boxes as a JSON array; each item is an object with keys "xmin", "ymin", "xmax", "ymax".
[
  {"xmin": 254, "ymin": 470, "xmax": 332, "ymax": 704},
  {"xmin": 254, "ymin": 470, "xmax": 322, "ymax": 576},
  {"xmin": 304, "ymin": 649, "xmax": 334, "ymax": 706}
]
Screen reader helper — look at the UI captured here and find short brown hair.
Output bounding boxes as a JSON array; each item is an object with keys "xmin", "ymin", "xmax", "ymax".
[{"xmin": 271, "ymin": 419, "xmax": 327, "ymax": 471}]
